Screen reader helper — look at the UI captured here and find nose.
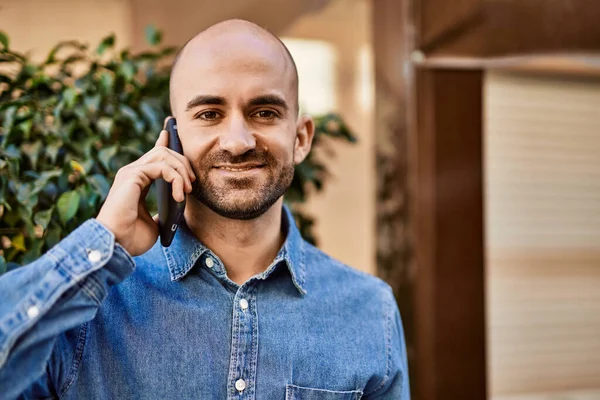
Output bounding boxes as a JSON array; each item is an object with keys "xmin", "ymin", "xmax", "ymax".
[{"xmin": 219, "ymin": 114, "xmax": 256, "ymax": 156}]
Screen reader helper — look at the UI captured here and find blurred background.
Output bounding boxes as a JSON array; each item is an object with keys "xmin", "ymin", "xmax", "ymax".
[{"xmin": 1, "ymin": 0, "xmax": 599, "ymax": 399}]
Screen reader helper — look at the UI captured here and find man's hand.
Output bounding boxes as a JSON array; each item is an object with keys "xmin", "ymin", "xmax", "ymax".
[{"xmin": 96, "ymin": 119, "xmax": 195, "ymax": 256}]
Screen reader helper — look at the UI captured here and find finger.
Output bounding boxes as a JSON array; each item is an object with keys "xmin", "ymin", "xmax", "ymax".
[
  {"xmin": 160, "ymin": 160, "xmax": 192, "ymax": 197},
  {"xmin": 145, "ymin": 149, "xmax": 194, "ymax": 190},
  {"xmin": 154, "ymin": 160, "xmax": 189, "ymax": 199},
  {"xmin": 130, "ymin": 161, "xmax": 187, "ymax": 198},
  {"xmin": 169, "ymin": 151, "xmax": 196, "ymax": 182},
  {"xmin": 171, "ymin": 175, "xmax": 186, "ymax": 203},
  {"xmin": 151, "ymin": 135, "xmax": 194, "ymax": 182},
  {"xmin": 152, "ymin": 213, "xmax": 159, "ymax": 223},
  {"xmin": 157, "ymin": 164, "xmax": 186, "ymax": 202},
  {"xmin": 155, "ymin": 129, "xmax": 168, "ymax": 148},
  {"xmin": 163, "ymin": 157, "xmax": 193, "ymax": 193},
  {"xmin": 163, "ymin": 116, "xmax": 173, "ymax": 130}
]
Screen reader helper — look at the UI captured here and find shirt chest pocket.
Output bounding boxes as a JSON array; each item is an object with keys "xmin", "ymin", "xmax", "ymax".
[{"xmin": 286, "ymin": 384, "xmax": 363, "ymax": 400}]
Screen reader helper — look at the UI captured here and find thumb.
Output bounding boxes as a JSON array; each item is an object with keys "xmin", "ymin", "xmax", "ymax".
[{"xmin": 152, "ymin": 213, "xmax": 159, "ymax": 223}]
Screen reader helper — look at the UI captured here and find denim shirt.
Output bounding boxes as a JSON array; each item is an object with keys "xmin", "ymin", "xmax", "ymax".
[{"xmin": 0, "ymin": 206, "xmax": 409, "ymax": 399}]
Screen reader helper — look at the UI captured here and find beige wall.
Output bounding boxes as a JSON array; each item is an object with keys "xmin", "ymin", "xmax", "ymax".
[
  {"xmin": 0, "ymin": 0, "xmax": 376, "ymax": 274},
  {"xmin": 0, "ymin": 0, "xmax": 132, "ymax": 59},
  {"xmin": 485, "ymin": 71, "xmax": 600, "ymax": 398}
]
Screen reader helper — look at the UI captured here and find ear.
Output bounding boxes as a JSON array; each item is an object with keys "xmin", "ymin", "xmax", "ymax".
[{"xmin": 294, "ymin": 114, "xmax": 315, "ymax": 164}]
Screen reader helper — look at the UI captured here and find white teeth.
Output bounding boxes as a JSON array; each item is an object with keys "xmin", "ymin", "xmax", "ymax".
[{"xmin": 219, "ymin": 166, "xmax": 254, "ymax": 172}]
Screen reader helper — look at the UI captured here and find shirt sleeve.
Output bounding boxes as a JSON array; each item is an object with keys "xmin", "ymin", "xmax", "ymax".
[
  {"xmin": 365, "ymin": 287, "xmax": 411, "ymax": 400},
  {"xmin": 0, "ymin": 218, "xmax": 136, "ymax": 399}
]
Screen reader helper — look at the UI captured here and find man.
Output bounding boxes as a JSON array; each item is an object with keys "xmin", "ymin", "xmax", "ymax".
[{"xmin": 0, "ymin": 19, "xmax": 409, "ymax": 399}]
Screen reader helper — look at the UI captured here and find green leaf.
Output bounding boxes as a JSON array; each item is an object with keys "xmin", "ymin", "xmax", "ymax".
[
  {"xmin": 118, "ymin": 60, "xmax": 135, "ymax": 82},
  {"xmin": 3, "ymin": 208, "xmax": 20, "ymax": 226},
  {"xmin": 76, "ymin": 137, "xmax": 96, "ymax": 158},
  {"xmin": 145, "ymin": 25, "xmax": 162, "ymax": 46},
  {"xmin": 0, "ymin": 31, "xmax": 9, "ymax": 50},
  {"xmin": 16, "ymin": 183, "xmax": 33, "ymax": 204},
  {"xmin": 33, "ymin": 207, "xmax": 54, "ymax": 230},
  {"xmin": 88, "ymin": 174, "xmax": 111, "ymax": 200},
  {"xmin": 45, "ymin": 225, "xmax": 61, "ymax": 248},
  {"xmin": 119, "ymin": 104, "xmax": 138, "ymax": 121},
  {"xmin": 31, "ymin": 169, "xmax": 63, "ymax": 195},
  {"xmin": 23, "ymin": 218, "xmax": 36, "ymax": 239},
  {"xmin": 5, "ymin": 248, "xmax": 19, "ymax": 262},
  {"xmin": 18, "ymin": 200, "xmax": 37, "ymax": 222},
  {"xmin": 45, "ymin": 40, "xmax": 87, "ymax": 64},
  {"xmin": 19, "ymin": 119, "xmax": 33, "ymax": 138},
  {"xmin": 81, "ymin": 159, "xmax": 94, "ymax": 174},
  {"xmin": 21, "ymin": 239, "xmax": 44, "ymax": 264},
  {"xmin": 96, "ymin": 116, "xmax": 114, "ymax": 138},
  {"xmin": 40, "ymin": 169, "xmax": 63, "ymax": 180},
  {"xmin": 57, "ymin": 190, "xmax": 80, "ymax": 224},
  {"xmin": 46, "ymin": 141, "xmax": 63, "ymax": 164},
  {"xmin": 119, "ymin": 104, "xmax": 145, "ymax": 133},
  {"xmin": 1, "ymin": 200, "xmax": 12, "ymax": 213},
  {"xmin": 7, "ymin": 157, "xmax": 20, "ymax": 177},
  {"xmin": 295, "ymin": 162, "xmax": 317, "ymax": 181},
  {"xmin": 140, "ymin": 101, "xmax": 161, "ymax": 129},
  {"xmin": 98, "ymin": 145, "xmax": 118, "ymax": 171},
  {"xmin": 21, "ymin": 140, "xmax": 42, "ymax": 170},
  {"xmin": 3, "ymin": 144, "xmax": 20, "ymax": 158},
  {"xmin": 52, "ymin": 100, "xmax": 64, "ymax": 123},
  {"xmin": 99, "ymin": 71, "xmax": 114, "ymax": 93},
  {"xmin": 2, "ymin": 105, "xmax": 17, "ymax": 134},
  {"xmin": 85, "ymin": 190, "xmax": 100, "ymax": 210},
  {"xmin": 96, "ymin": 34, "xmax": 116, "ymax": 56},
  {"xmin": 63, "ymin": 87, "xmax": 78, "ymax": 108},
  {"xmin": 84, "ymin": 94, "xmax": 101, "ymax": 113}
]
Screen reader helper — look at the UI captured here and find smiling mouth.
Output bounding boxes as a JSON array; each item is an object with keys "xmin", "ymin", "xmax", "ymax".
[{"xmin": 214, "ymin": 164, "xmax": 265, "ymax": 172}]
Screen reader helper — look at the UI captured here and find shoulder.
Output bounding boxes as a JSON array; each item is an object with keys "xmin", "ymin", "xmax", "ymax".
[{"xmin": 301, "ymin": 241, "xmax": 395, "ymax": 305}]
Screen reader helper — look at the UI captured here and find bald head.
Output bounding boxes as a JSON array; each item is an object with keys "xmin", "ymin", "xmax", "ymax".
[{"xmin": 169, "ymin": 19, "xmax": 299, "ymax": 116}]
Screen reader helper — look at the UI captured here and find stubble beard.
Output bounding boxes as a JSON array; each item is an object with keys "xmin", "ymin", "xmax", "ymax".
[{"xmin": 189, "ymin": 151, "xmax": 295, "ymax": 220}]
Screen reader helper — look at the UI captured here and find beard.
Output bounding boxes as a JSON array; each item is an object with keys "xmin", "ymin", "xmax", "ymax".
[{"xmin": 189, "ymin": 148, "xmax": 294, "ymax": 220}]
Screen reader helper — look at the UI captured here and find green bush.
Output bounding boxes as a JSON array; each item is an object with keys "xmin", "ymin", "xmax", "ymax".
[{"xmin": 0, "ymin": 27, "xmax": 355, "ymax": 274}]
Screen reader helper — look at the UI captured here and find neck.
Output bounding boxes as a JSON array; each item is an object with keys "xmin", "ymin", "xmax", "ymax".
[{"xmin": 183, "ymin": 197, "xmax": 286, "ymax": 285}]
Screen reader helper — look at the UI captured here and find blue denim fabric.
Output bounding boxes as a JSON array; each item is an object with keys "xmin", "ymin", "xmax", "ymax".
[{"xmin": 0, "ymin": 206, "xmax": 409, "ymax": 399}]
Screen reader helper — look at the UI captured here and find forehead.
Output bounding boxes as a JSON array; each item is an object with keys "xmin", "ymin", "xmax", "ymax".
[{"xmin": 172, "ymin": 32, "xmax": 295, "ymax": 109}]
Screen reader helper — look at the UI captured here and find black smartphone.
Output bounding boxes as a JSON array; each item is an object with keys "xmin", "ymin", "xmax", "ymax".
[{"xmin": 156, "ymin": 118, "xmax": 186, "ymax": 247}]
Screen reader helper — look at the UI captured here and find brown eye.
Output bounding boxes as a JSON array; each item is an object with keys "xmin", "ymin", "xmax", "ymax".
[
  {"xmin": 255, "ymin": 110, "xmax": 277, "ymax": 119},
  {"xmin": 198, "ymin": 111, "xmax": 220, "ymax": 121}
]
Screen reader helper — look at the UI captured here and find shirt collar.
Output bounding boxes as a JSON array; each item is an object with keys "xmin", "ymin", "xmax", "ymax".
[{"xmin": 161, "ymin": 205, "xmax": 306, "ymax": 294}]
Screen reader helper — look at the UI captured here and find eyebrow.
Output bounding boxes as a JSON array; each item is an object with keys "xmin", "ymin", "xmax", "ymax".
[
  {"xmin": 184, "ymin": 94, "xmax": 289, "ymax": 113},
  {"xmin": 246, "ymin": 95, "xmax": 289, "ymax": 111},
  {"xmin": 185, "ymin": 95, "xmax": 227, "ymax": 111}
]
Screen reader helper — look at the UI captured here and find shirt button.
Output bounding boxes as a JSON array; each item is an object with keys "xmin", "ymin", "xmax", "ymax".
[
  {"xmin": 239, "ymin": 298, "xmax": 249, "ymax": 310},
  {"xmin": 88, "ymin": 250, "xmax": 102, "ymax": 263},
  {"xmin": 205, "ymin": 257, "xmax": 214, "ymax": 268},
  {"xmin": 235, "ymin": 378, "xmax": 246, "ymax": 392},
  {"xmin": 27, "ymin": 306, "xmax": 39, "ymax": 319}
]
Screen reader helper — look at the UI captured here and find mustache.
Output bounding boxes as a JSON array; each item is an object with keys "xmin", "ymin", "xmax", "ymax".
[{"xmin": 203, "ymin": 149, "xmax": 273, "ymax": 166}]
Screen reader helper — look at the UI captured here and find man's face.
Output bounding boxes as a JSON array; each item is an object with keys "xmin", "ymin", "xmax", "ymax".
[{"xmin": 171, "ymin": 30, "xmax": 300, "ymax": 220}]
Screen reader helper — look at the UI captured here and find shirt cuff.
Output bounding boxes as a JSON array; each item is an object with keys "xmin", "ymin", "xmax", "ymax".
[{"xmin": 47, "ymin": 218, "xmax": 135, "ymax": 282}]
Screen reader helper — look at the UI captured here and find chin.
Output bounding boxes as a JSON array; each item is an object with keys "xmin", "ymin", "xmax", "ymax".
[{"xmin": 208, "ymin": 199, "xmax": 274, "ymax": 220}]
